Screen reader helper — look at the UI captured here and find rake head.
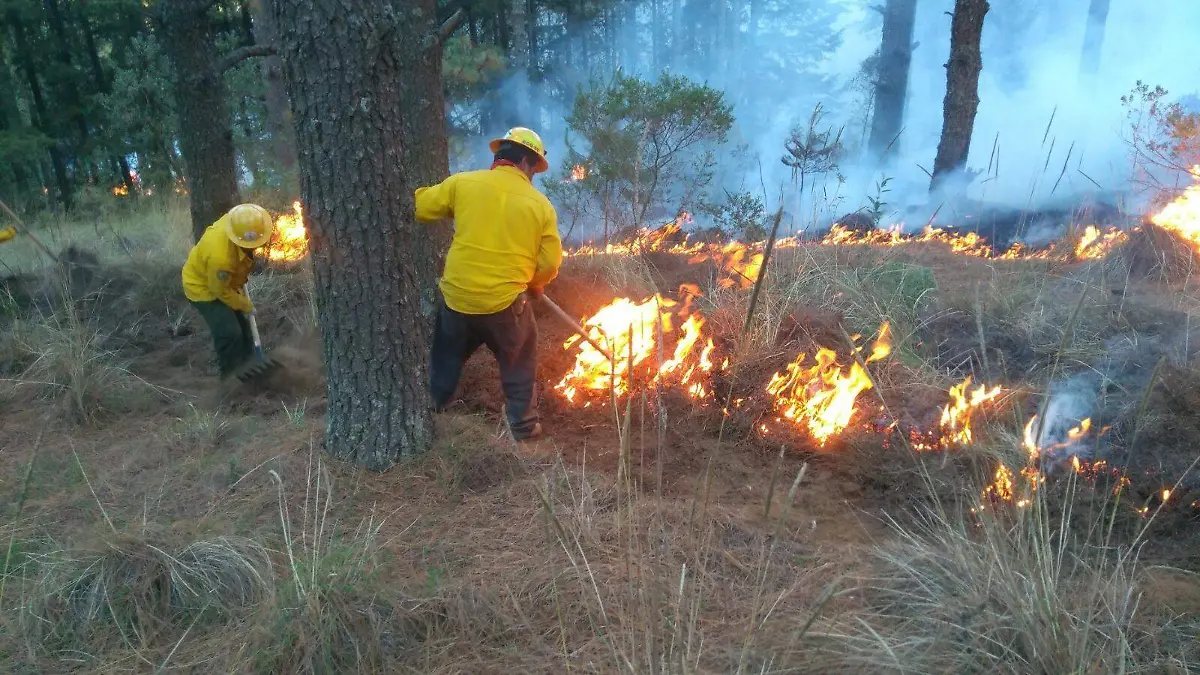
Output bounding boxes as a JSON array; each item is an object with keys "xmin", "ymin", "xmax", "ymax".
[{"xmin": 233, "ymin": 355, "xmax": 283, "ymax": 383}]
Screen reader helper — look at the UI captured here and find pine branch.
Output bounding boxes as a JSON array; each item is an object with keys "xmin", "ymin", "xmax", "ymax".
[{"xmin": 216, "ymin": 44, "xmax": 276, "ymax": 73}]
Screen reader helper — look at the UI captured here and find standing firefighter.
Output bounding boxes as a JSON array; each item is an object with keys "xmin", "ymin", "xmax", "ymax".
[
  {"xmin": 182, "ymin": 204, "xmax": 274, "ymax": 379},
  {"xmin": 415, "ymin": 127, "xmax": 562, "ymax": 440}
]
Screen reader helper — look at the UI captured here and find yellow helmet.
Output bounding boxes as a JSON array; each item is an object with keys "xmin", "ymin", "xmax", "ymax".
[
  {"xmin": 225, "ymin": 203, "xmax": 274, "ymax": 249},
  {"xmin": 488, "ymin": 126, "xmax": 549, "ymax": 174}
]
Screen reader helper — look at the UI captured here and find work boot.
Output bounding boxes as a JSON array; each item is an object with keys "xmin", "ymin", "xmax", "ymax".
[{"xmin": 513, "ymin": 422, "xmax": 543, "ymax": 442}]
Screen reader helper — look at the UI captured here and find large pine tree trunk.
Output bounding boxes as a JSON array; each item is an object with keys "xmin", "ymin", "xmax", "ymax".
[
  {"xmin": 272, "ymin": 0, "xmax": 451, "ymax": 470},
  {"xmin": 158, "ymin": 0, "xmax": 241, "ymax": 240},
  {"xmin": 930, "ymin": 0, "xmax": 988, "ymax": 195},
  {"xmin": 867, "ymin": 0, "xmax": 918, "ymax": 164},
  {"xmin": 1079, "ymin": 0, "xmax": 1110, "ymax": 78}
]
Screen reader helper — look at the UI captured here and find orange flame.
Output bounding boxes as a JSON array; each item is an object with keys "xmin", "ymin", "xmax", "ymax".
[
  {"xmin": 1074, "ymin": 225, "xmax": 1128, "ymax": 260},
  {"xmin": 111, "ymin": 184, "xmax": 129, "ymax": 197},
  {"xmin": 938, "ymin": 376, "xmax": 1004, "ymax": 447},
  {"xmin": 554, "ymin": 293, "xmax": 722, "ymax": 403},
  {"xmin": 977, "ymin": 416, "xmax": 1115, "ymax": 511},
  {"xmin": 569, "ymin": 164, "xmax": 588, "ymax": 181},
  {"xmin": 765, "ymin": 323, "xmax": 891, "ymax": 446},
  {"xmin": 265, "ymin": 201, "xmax": 309, "ymax": 263},
  {"xmin": 1150, "ymin": 165, "xmax": 1200, "ymax": 244}
]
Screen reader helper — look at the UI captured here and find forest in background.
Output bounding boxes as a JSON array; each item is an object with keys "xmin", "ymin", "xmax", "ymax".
[{"xmin": 2, "ymin": 0, "xmax": 1198, "ymax": 244}]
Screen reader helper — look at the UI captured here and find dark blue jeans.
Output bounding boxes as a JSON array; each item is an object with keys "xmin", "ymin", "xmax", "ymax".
[{"xmin": 429, "ymin": 295, "xmax": 539, "ymax": 438}]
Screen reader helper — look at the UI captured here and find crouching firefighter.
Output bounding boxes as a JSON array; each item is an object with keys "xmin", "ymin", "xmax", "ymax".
[
  {"xmin": 415, "ymin": 127, "xmax": 563, "ymax": 441},
  {"xmin": 182, "ymin": 204, "xmax": 274, "ymax": 379}
]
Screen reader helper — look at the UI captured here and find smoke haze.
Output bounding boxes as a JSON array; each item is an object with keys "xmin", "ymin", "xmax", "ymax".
[{"xmin": 460, "ymin": 0, "xmax": 1199, "ymax": 235}]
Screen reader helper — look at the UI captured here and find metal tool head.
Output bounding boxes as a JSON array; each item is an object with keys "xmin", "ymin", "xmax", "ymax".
[{"xmin": 233, "ymin": 356, "xmax": 283, "ymax": 383}]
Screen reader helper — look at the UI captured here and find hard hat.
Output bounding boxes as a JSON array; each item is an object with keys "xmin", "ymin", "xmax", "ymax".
[
  {"xmin": 488, "ymin": 127, "xmax": 549, "ymax": 174},
  {"xmin": 225, "ymin": 203, "xmax": 275, "ymax": 249}
]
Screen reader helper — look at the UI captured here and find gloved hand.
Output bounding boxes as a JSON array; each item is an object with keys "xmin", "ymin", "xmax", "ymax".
[{"xmin": 526, "ymin": 285, "xmax": 544, "ymax": 300}]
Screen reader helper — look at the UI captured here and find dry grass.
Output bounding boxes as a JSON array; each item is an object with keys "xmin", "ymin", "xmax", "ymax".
[{"xmin": 2, "ymin": 201, "xmax": 1199, "ymax": 673}]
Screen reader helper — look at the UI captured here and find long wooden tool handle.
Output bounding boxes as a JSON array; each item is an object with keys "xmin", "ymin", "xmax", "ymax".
[
  {"xmin": 538, "ymin": 294, "xmax": 614, "ymax": 362},
  {"xmin": 0, "ymin": 199, "xmax": 59, "ymax": 263}
]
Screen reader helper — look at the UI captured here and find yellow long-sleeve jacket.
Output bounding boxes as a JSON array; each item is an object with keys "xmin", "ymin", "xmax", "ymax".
[
  {"xmin": 181, "ymin": 216, "xmax": 255, "ymax": 313},
  {"xmin": 415, "ymin": 164, "xmax": 562, "ymax": 315}
]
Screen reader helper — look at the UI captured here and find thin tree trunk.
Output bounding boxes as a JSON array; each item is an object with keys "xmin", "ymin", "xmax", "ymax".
[
  {"xmin": 868, "ymin": 0, "xmax": 918, "ymax": 165},
  {"xmin": 930, "ymin": 0, "xmax": 988, "ymax": 195},
  {"xmin": 248, "ymin": 0, "xmax": 296, "ymax": 174},
  {"xmin": 77, "ymin": 0, "xmax": 138, "ymax": 194},
  {"xmin": 157, "ymin": 0, "xmax": 255, "ymax": 240},
  {"xmin": 7, "ymin": 11, "xmax": 72, "ymax": 208},
  {"xmin": 272, "ymin": 0, "xmax": 451, "ymax": 469},
  {"xmin": 1078, "ymin": 0, "xmax": 1110, "ymax": 78},
  {"xmin": 510, "ymin": 0, "xmax": 529, "ymax": 125},
  {"xmin": 43, "ymin": 0, "xmax": 91, "ymax": 151}
]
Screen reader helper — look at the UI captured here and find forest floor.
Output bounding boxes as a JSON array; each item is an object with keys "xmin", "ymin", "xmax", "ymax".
[{"xmin": 2, "ymin": 199, "xmax": 1200, "ymax": 673}]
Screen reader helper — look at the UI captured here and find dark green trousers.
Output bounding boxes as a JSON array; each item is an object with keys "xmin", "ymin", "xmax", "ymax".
[{"xmin": 190, "ymin": 300, "xmax": 254, "ymax": 377}]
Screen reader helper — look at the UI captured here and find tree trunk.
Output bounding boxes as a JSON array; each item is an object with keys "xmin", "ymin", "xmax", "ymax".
[
  {"xmin": 868, "ymin": 0, "xmax": 917, "ymax": 165},
  {"xmin": 7, "ymin": 11, "xmax": 73, "ymax": 208},
  {"xmin": 930, "ymin": 0, "xmax": 988, "ymax": 195},
  {"xmin": 1078, "ymin": 0, "xmax": 1110, "ymax": 78},
  {"xmin": 509, "ymin": 0, "xmax": 529, "ymax": 125},
  {"xmin": 158, "ymin": 0, "xmax": 242, "ymax": 240},
  {"xmin": 76, "ymin": 0, "xmax": 138, "ymax": 194},
  {"xmin": 43, "ymin": 0, "xmax": 91, "ymax": 151},
  {"xmin": 272, "ymin": 0, "xmax": 451, "ymax": 469},
  {"xmin": 247, "ymin": 0, "xmax": 296, "ymax": 175}
]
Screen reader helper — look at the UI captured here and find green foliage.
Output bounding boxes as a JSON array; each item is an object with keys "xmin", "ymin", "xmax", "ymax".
[
  {"xmin": 555, "ymin": 72, "xmax": 734, "ymax": 232},
  {"xmin": 713, "ymin": 189, "xmax": 767, "ymax": 240}
]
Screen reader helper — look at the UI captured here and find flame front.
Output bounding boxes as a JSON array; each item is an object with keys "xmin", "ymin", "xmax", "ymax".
[
  {"xmin": 265, "ymin": 200, "xmax": 309, "ymax": 263},
  {"xmin": 1150, "ymin": 165, "xmax": 1200, "ymax": 244},
  {"xmin": 765, "ymin": 323, "xmax": 891, "ymax": 446},
  {"xmin": 554, "ymin": 293, "xmax": 722, "ymax": 403},
  {"xmin": 1074, "ymin": 225, "xmax": 1128, "ymax": 260}
]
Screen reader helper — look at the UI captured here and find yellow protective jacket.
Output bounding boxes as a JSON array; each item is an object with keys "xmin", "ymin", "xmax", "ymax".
[
  {"xmin": 415, "ymin": 164, "xmax": 562, "ymax": 315},
  {"xmin": 181, "ymin": 216, "xmax": 255, "ymax": 313}
]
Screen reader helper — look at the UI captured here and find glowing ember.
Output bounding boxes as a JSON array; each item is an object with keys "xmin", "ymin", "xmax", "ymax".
[
  {"xmin": 975, "ymin": 415, "xmax": 1128, "ymax": 511},
  {"xmin": 765, "ymin": 323, "xmax": 892, "ymax": 446},
  {"xmin": 265, "ymin": 200, "xmax": 309, "ymax": 263},
  {"xmin": 1150, "ymin": 165, "xmax": 1200, "ymax": 245},
  {"xmin": 938, "ymin": 376, "xmax": 1004, "ymax": 447}
]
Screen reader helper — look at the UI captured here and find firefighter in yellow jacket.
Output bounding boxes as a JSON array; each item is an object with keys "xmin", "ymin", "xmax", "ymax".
[
  {"xmin": 182, "ymin": 204, "xmax": 274, "ymax": 379},
  {"xmin": 415, "ymin": 127, "xmax": 562, "ymax": 440}
]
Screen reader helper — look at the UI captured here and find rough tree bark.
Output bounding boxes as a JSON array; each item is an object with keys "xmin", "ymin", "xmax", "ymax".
[
  {"xmin": 1079, "ymin": 0, "xmax": 1110, "ymax": 78},
  {"xmin": 272, "ymin": 0, "xmax": 453, "ymax": 470},
  {"xmin": 930, "ymin": 0, "xmax": 988, "ymax": 195},
  {"xmin": 157, "ymin": 0, "xmax": 273, "ymax": 241},
  {"xmin": 867, "ymin": 0, "xmax": 918, "ymax": 165}
]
